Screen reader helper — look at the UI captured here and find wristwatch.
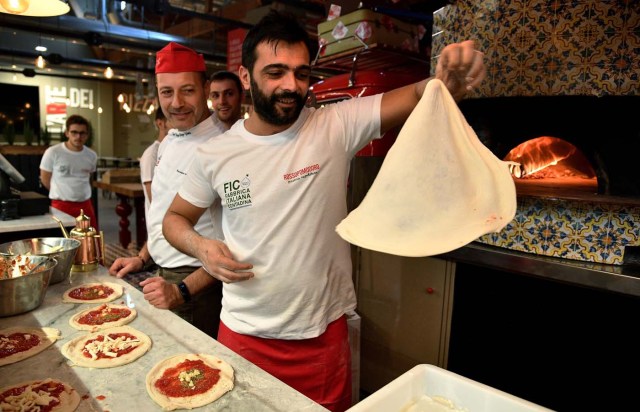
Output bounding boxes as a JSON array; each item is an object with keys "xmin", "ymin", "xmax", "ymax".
[{"xmin": 177, "ymin": 281, "xmax": 192, "ymax": 303}]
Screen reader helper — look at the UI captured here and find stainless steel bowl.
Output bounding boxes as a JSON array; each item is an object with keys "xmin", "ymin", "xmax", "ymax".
[
  {"xmin": 0, "ymin": 255, "xmax": 58, "ymax": 317},
  {"xmin": 0, "ymin": 238, "xmax": 80, "ymax": 284}
]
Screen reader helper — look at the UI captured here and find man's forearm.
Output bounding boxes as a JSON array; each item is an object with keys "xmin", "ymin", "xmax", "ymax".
[
  {"xmin": 163, "ymin": 212, "xmax": 203, "ymax": 259},
  {"xmin": 181, "ymin": 267, "xmax": 218, "ymax": 298}
]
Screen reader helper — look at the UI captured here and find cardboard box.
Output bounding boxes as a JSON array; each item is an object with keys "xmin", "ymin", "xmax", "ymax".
[
  {"xmin": 347, "ymin": 364, "xmax": 552, "ymax": 412},
  {"xmin": 317, "ymin": 9, "xmax": 419, "ymax": 58},
  {"xmin": 101, "ymin": 168, "xmax": 140, "ymax": 184}
]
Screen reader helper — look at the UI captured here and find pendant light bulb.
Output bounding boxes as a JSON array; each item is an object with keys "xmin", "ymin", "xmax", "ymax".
[
  {"xmin": 0, "ymin": 0, "xmax": 70, "ymax": 16},
  {"xmin": 104, "ymin": 66, "xmax": 114, "ymax": 79},
  {"xmin": 35, "ymin": 55, "xmax": 45, "ymax": 69},
  {"xmin": 117, "ymin": 93, "xmax": 125, "ymax": 103},
  {"xmin": 0, "ymin": 0, "xmax": 29, "ymax": 14}
]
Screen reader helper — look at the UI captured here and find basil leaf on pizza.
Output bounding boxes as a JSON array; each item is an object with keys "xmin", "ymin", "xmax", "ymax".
[
  {"xmin": 61, "ymin": 326, "xmax": 151, "ymax": 368},
  {"xmin": 0, "ymin": 327, "xmax": 61, "ymax": 367},
  {"xmin": 0, "ymin": 378, "xmax": 80, "ymax": 412},
  {"xmin": 69, "ymin": 303, "xmax": 137, "ymax": 331},
  {"xmin": 62, "ymin": 282, "xmax": 123, "ymax": 303},
  {"xmin": 146, "ymin": 353, "xmax": 234, "ymax": 411}
]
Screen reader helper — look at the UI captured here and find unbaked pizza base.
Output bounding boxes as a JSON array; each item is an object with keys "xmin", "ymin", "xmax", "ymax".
[
  {"xmin": 62, "ymin": 282, "xmax": 124, "ymax": 303},
  {"xmin": 336, "ymin": 79, "xmax": 517, "ymax": 257},
  {"xmin": 146, "ymin": 353, "xmax": 234, "ymax": 411},
  {"xmin": 69, "ymin": 303, "xmax": 137, "ymax": 331},
  {"xmin": 0, "ymin": 378, "xmax": 80, "ymax": 412},
  {"xmin": 61, "ymin": 325, "xmax": 151, "ymax": 368},
  {"xmin": 0, "ymin": 327, "xmax": 61, "ymax": 367}
]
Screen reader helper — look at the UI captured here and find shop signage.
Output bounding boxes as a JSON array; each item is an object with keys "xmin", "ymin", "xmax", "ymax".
[{"xmin": 44, "ymin": 85, "xmax": 95, "ymax": 133}]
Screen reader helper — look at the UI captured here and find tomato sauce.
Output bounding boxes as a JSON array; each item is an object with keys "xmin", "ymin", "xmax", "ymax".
[
  {"xmin": 77, "ymin": 305, "xmax": 131, "ymax": 325},
  {"xmin": 154, "ymin": 359, "xmax": 221, "ymax": 397},
  {"xmin": 0, "ymin": 380, "xmax": 65, "ymax": 412},
  {"xmin": 69, "ymin": 285, "xmax": 114, "ymax": 300},
  {"xmin": 0, "ymin": 332, "xmax": 40, "ymax": 358},
  {"xmin": 81, "ymin": 333, "xmax": 139, "ymax": 359}
]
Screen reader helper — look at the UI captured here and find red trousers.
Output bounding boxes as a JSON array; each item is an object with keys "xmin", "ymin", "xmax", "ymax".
[
  {"xmin": 218, "ymin": 315, "xmax": 352, "ymax": 412},
  {"xmin": 51, "ymin": 199, "xmax": 98, "ymax": 231}
]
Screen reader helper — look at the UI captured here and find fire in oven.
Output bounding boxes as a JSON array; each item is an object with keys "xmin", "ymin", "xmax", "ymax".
[{"xmin": 458, "ymin": 95, "xmax": 640, "ymax": 265}]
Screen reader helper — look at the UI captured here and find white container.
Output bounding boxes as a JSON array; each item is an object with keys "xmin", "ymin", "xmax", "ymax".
[{"xmin": 347, "ymin": 364, "xmax": 554, "ymax": 412}]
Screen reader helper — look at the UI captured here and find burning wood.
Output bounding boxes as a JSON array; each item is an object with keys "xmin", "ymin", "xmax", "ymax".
[{"xmin": 503, "ymin": 136, "xmax": 596, "ymax": 180}]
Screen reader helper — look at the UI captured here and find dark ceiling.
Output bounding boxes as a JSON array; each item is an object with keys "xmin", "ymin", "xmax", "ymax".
[{"xmin": 0, "ymin": 0, "xmax": 450, "ymax": 84}]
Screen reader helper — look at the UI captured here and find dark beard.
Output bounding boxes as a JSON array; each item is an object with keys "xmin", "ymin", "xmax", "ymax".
[{"xmin": 250, "ymin": 78, "xmax": 306, "ymax": 126}]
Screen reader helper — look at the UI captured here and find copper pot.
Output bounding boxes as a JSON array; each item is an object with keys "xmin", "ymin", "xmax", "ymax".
[{"xmin": 53, "ymin": 210, "xmax": 104, "ymax": 272}]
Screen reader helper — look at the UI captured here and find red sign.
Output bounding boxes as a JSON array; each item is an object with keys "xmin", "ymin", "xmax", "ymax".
[
  {"xmin": 46, "ymin": 103, "xmax": 67, "ymax": 115},
  {"xmin": 227, "ymin": 28, "xmax": 247, "ymax": 73}
]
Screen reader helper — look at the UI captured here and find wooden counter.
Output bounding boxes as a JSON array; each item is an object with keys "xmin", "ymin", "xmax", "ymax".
[
  {"xmin": 93, "ymin": 181, "xmax": 146, "ymax": 248},
  {"xmin": 0, "ymin": 267, "xmax": 328, "ymax": 411}
]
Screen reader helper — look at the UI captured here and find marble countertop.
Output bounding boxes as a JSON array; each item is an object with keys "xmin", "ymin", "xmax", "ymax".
[
  {"xmin": 0, "ymin": 267, "xmax": 328, "ymax": 411},
  {"xmin": 0, "ymin": 207, "xmax": 75, "ymax": 234}
]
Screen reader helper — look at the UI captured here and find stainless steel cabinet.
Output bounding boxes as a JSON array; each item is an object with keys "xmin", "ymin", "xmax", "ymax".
[{"xmin": 356, "ymin": 249, "xmax": 455, "ymax": 394}]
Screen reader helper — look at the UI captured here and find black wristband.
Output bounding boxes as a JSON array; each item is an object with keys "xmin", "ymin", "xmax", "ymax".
[{"xmin": 177, "ymin": 281, "xmax": 191, "ymax": 303}]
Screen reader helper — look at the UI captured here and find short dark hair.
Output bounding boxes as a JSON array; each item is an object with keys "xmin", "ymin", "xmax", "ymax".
[
  {"xmin": 241, "ymin": 10, "xmax": 313, "ymax": 74},
  {"xmin": 65, "ymin": 114, "xmax": 89, "ymax": 131},
  {"xmin": 209, "ymin": 70, "xmax": 243, "ymax": 94},
  {"xmin": 155, "ymin": 108, "xmax": 166, "ymax": 121}
]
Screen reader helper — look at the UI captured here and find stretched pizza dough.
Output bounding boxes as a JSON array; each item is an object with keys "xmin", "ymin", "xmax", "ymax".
[
  {"xmin": 0, "ymin": 378, "xmax": 80, "ymax": 412},
  {"xmin": 336, "ymin": 79, "xmax": 516, "ymax": 257},
  {"xmin": 61, "ymin": 325, "xmax": 151, "ymax": 368},
  {"xmin": 69, "ymin": 303, "xmax": 137, "ymax": 331},
  {"xmin": 146, "ymin": 353, "xmax": 234, "ymax": 411},
  {"xmin": 62, "ymin": 282, "xmax": 124, "ymax": 303},
  {"xmin": 0, "ymin": 327, "xmax": 61, "ymax": 367}
]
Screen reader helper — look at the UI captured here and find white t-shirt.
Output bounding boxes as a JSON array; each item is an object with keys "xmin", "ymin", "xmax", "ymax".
[
  {"xmin": 139, "ymin": 139, "xmax": 160, "ymax": 214},
  {"xmin": 147, "ymin": 115, "xmax": 226, "ymax": 268},
  {"xmin": 39, "ymin": 142, "xmax": 97, "ymax": 202},
  {"xmin": 179, "ymin": 94, "xmax": 382, "ymax": 339}
]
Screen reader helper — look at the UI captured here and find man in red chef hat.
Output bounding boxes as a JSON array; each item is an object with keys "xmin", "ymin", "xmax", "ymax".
[{"xmin": 109, "ymin": 42, "xmax": 226, "ymax": 339}]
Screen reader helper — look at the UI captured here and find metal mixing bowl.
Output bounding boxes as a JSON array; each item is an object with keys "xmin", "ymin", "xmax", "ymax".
[
  {"xmin": 0, "ymin": 238, "xmax": 80, "ymax": 284},
  {"xmin": 0, "ymin": 255, "xmax": 58, "ymax": 317}
]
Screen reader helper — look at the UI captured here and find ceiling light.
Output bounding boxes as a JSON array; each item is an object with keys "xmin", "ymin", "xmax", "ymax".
[
  {"xmin": 35, "ymin": 45, "xmax": 47, "ymax": 52},
  {"xmin": 0, "ymin": 0, "xmax": 69, "ymax": 16},
  {"xmin": 35, "ymin": 55, "xmax": 45, "ymax": 69},
  {"xmin": 104, "ymin": 66, "xmax": 114, "ymax": 79}
]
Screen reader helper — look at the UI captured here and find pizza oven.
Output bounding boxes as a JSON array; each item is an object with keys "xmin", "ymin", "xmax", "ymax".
[
  {"xmin": 425, "ymin": 0, "xmax": 640, "ymax": 266},
  {"xmin": 458, "ymin": 95, "xmax": 640, "ymax": 265}
]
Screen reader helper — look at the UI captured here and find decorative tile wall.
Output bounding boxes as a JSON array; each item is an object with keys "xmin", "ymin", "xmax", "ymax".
[
  {"xmin": 477, "ymin": 197, "xmax": 640, "ymax": 265},
  {"xmin": 431, "ymin": 0, "xmax": 640, "ymax": 97},
  {"xmin": 431, "ymin": 1, "xmax": 640, "ymax": 264}
]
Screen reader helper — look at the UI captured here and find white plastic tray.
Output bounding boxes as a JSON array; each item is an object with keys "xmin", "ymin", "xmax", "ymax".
[{"xmin": 348, "ymin": 364, "xmax": 554, "ymax": 412}]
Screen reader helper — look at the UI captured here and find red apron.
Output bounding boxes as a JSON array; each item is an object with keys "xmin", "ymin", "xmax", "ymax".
[{"xmin": 218, "ymin": 315, "xmax": 352, "ymax": 412}]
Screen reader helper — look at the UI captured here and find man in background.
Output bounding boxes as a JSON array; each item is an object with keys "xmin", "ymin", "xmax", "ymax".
[
  {"xmin": 40, "ymin": 114, "xmax": 98, "ymax": 228},
  {"xmin": 109, "ymin": 42, "xmax": 225, "ymax": 338},
  {"xmin": 139, "ymin": 108, "xmax": 170, "ymax": 215},
  {"xmin": 209, "ymin": 70, "xmax": 244, "ymax": 130}
]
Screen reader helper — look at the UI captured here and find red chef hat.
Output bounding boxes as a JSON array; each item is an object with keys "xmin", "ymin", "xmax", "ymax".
[{"xmin": 155, "ymin": 42, "xmax": 206, "ymax": 74}]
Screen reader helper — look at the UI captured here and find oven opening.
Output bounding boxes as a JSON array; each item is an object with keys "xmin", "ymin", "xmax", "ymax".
[{"xmin": 504, "ymin": 135, "xmax": 598, "ymax": 193}]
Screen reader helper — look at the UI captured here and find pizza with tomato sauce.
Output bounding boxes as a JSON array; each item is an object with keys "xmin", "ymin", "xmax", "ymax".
[
  {"xmin": 146, "ymin": 353, "xmax": 234, "ymax": 410},
  {"xmin": 61, "ymin": 326, "xmax": 151, "ymax": 368},
  {"xmin": 0, "ymin": 327, "xmax": 61, "ymax": 367},
  {"xmin": 62, "ymin": 282, "xmax": 123, "ymax": 303},
  {"xmin": 69, "ymin": 303, "xmax": 137, "ymax": 331},
  {"xmin": 0, "ymin": 378, "xmax": 80, "ymax": 412}
]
